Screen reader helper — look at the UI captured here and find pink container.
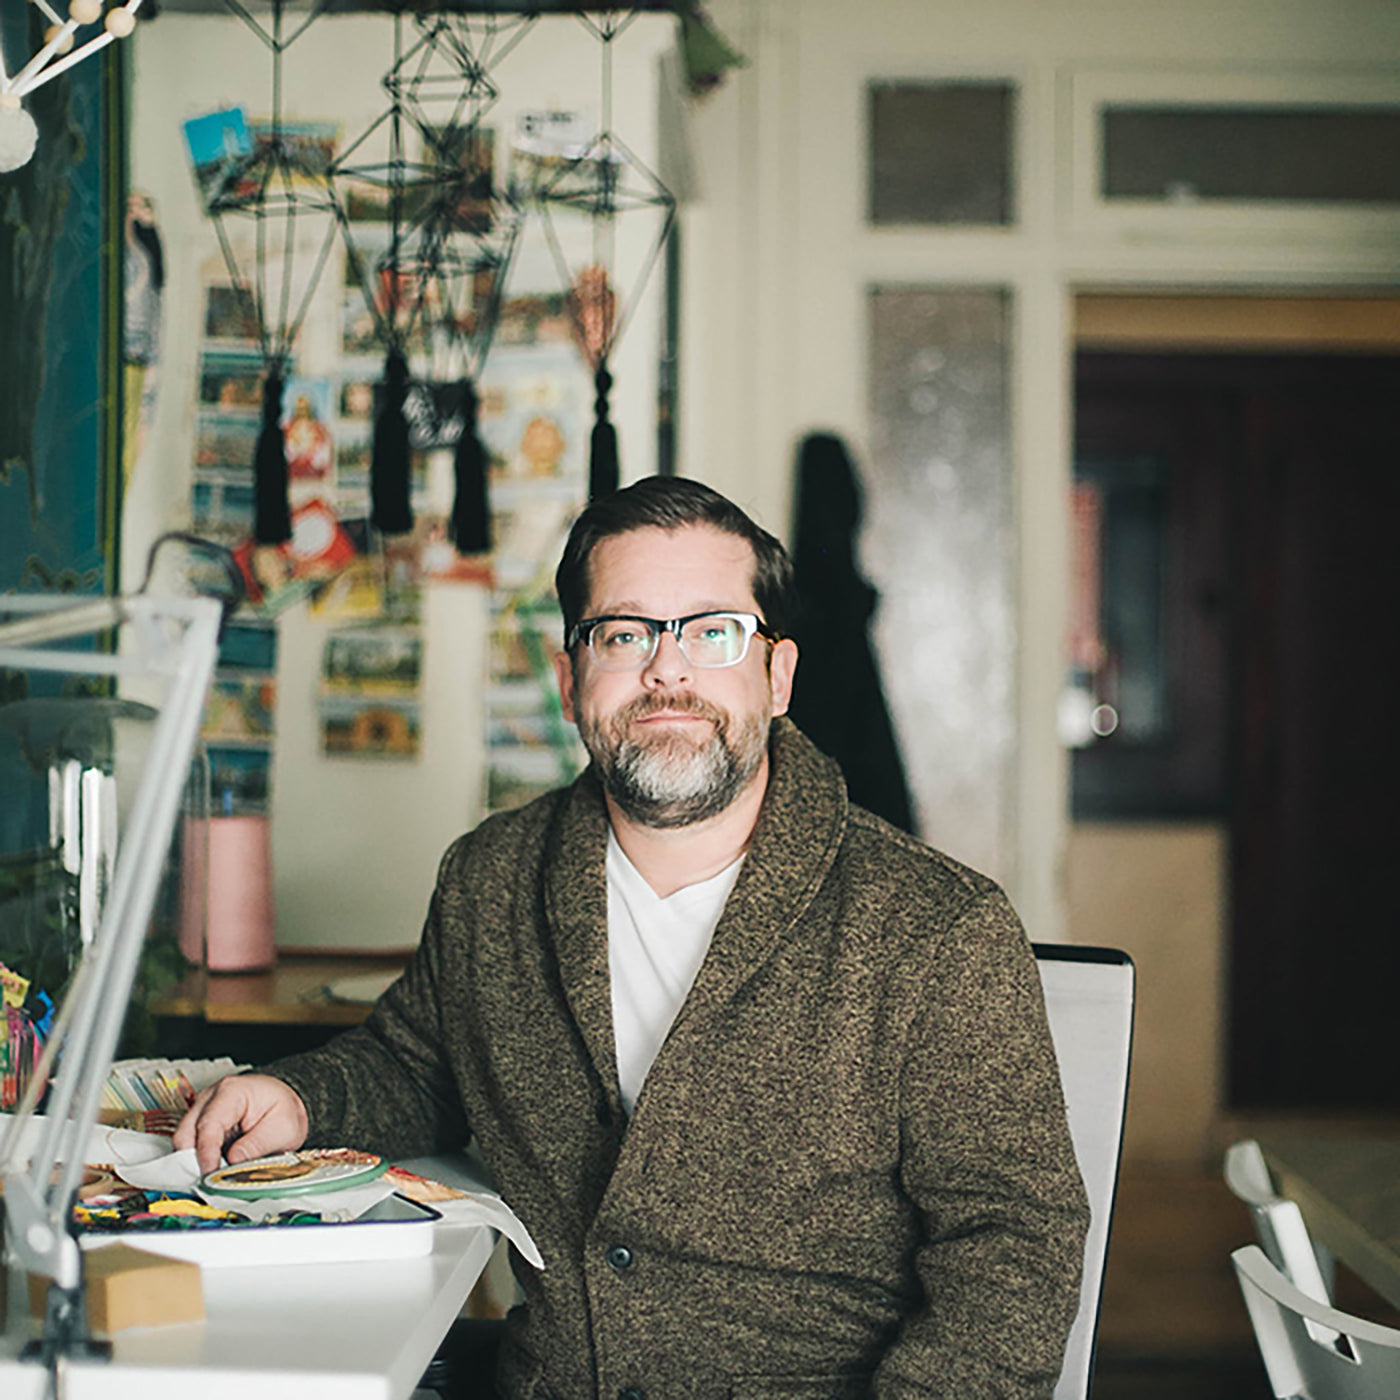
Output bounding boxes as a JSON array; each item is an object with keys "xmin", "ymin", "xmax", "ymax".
[{"xmin": 181, "ymin": 815, "xmax": 276, "ymax": 972}]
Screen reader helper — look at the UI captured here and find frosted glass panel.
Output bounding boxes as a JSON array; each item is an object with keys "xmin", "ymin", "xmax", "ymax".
[{"xmin": 865, "ymin": 286, "xmax": 1015, "ymax": 882}]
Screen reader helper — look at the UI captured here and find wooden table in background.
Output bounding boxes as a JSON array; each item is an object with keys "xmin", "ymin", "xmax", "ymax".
[
  {"xmin": 1259, "ymin": 1130, "xmax": 1400, "ymax": 1311},
  {"xmin": 148, "ymin": 952, "xmax": 411, "ymax": 1061}
]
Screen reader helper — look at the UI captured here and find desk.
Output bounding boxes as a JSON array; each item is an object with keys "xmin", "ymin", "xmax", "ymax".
[
  {"xmin": 1259, "ymin": 1131, "xmax": 1400, "ymax": 1310},
  {"xmin": 0, "ymin": 1152, "xmax": 493, "ymax": 1400},
  {"xmin": 150, "ymin": 954, "xmax": 411, "ymax": 1062},
  {"xmin": 151, "ymin": 954, "xmax": 412, "ymax": 1027}
]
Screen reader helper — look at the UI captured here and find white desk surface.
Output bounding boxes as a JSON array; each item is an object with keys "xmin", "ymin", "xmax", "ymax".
[{"xmin": 1, "ymin": 1153, "xmax": 497, "ymax": 1400}]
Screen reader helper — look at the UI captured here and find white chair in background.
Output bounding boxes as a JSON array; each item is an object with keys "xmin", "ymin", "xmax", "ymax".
[
  {"xmin": 1225, "ymin": 1138, "xmax": 1335, "ymax": 1305},
  {"xmin": 1033, "ymin": 944, "xmax": 1136, "ymax": 1400},
  {"xmin": 1233, "ymin": 1244, "xmax": 1400, "ymax": 1400}
]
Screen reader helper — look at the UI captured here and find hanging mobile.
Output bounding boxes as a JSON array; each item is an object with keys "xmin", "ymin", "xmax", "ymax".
[{"xmin": 532, "ymin": 11, "xmax": 676, "ymax": 501}]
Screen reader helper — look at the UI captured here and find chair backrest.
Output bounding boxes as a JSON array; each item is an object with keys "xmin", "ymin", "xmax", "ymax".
[
  {"xmin": 1233, "ymin": 1244, "xmax": 1400, "ymax": 1400},
  {"xmin": 1225, "ymin": 1138, "xmax": 1334, "ymax": 1306},
  {"xmin": 1032, "ymin": 943, "xmax": 1135, "ymax": 1400}
]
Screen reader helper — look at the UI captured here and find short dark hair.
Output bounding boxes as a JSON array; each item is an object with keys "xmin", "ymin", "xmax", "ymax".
[{"xmin": 555, "ymin": 476, "xmax": 795, "ymax": 639}]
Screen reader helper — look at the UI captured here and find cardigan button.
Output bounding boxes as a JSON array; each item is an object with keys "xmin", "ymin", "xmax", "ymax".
[
  {"xmin": 618, "ymin": 1389, "xmax": 645, "ymax": 1400},
  {"xmin": 605, "ymin": 1243, "xmax": 634, "ymax": 1273}
]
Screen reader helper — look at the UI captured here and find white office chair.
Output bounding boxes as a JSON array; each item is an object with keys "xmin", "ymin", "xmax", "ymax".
[
  {"xmin": 1233, "ymin": 1244, "xmax": 1400, "ymax": 1400},
  {"xmin": 1225, "ymin": 1138, "xmax": 1335, "ymax": 1305},
  {"xmin": 1033, "ymin": 943, "xmax": 1135, "ymax": 1400}
]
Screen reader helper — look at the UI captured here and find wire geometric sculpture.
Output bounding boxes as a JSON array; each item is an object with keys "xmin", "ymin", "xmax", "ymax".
[
  {"xmin": 531, "ymin": 12, "xmax": 676, "ymax": 500},
  {"xmin": 203, "ymin": 0, "xmax": 340, "ymax": 545},
  {"xmin": 335, "ymin": 11, "xmax": 530, "ymax": 546}
]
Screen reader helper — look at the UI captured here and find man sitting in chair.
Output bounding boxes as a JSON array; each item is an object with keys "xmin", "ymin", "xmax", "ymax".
[{"xmin": 178, "ymin": 476, "xmax": 1088, "ymax": 1399}]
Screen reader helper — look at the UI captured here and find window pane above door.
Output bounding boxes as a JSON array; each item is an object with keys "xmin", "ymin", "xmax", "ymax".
[
  {"xmin": 1102, "ymin": 106, "xmax": 1400, "ymax": 204},
  {"xmin": 868, "ymin": 81, "xmax": 1015, "ymax": 226}
]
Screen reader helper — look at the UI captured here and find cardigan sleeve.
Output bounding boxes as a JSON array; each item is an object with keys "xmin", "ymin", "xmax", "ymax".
[
  {"xmin": 873, "ymin": 888, "xmax": 1090, "ymax": 1400},
  {"xmin": 266, "ymin": 839, "xmax": 472, "ymax": 1161}
]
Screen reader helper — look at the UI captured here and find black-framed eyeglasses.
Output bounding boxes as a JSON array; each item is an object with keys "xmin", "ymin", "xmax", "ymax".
[{"xmin": 566, "ymin": 611, "xmax": 777, "ymax": 671}]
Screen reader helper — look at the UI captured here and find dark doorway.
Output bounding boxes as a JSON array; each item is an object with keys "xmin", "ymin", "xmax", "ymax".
[{"xmin": 1075, "ymin": 351, "xmax": 1400, "ymax": 1112}]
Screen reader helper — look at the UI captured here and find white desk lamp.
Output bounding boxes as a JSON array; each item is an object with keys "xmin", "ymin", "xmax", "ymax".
[{"xmin": 0, "ymin": 580, "xmax": 224, "ymax": 1369}]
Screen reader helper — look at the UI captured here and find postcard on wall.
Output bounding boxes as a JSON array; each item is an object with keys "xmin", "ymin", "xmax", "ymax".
[
  {"xmin": 286, "ymin": 497, "xmax": 358, "ymax": 580},
  {"xmin": 322, "ymin": 625, "xmax": 422, "ymax": 697},
  {"xmin": 218, "ymin": 623, "xmax": 278, "ymax": 672},
  {"xmin": 319, "ymin": 695, "xmax": 421, "ymax": 760},
  {"xmin": 202, "ymin": 675, "xmax": 276, "ymax": 746},
  {"xmin": 207, "ymin": 745, "xmax": 272, "ymax": 814},
  {"xmin": 182, "ymin": 107, "xmax": 253, "ymax": 213},
  {"xmin": 199, "ymin": 345, "xmax": 265, "ymax": 412},
  {"xmin": 203, "ymin": 284, "xmax": 260, "ymax": 345},
  {"xmin": 246, "ymin": 116, "xmax": 340, "ymax": 187},
  {"xmin": 194, "ymin": 411, "xmax": 259, "ymax": 476},
  {"xmin": 282, "ymin": 377, "xmax": 336, "ymax": 483},
  {"xmin": 510, "ymin": 108, "xmax": 595, "ymax": 199},
  {"xmin": 309, "ymin": 557, "xmax": 385, "ymax": 622},
  {"xmin": 191, "ymin": 480, "xmax": 255, "ymax": 536}
]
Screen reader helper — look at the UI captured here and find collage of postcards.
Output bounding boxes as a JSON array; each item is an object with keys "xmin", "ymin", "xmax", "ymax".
[{"xmin": 180, "ymin": 105, "xmax": 598, "ymax": 818}]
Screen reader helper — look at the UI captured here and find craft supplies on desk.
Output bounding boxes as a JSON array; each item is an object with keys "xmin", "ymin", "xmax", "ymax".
[
  {"xmin": 4, "ymin": 1118, "xmax": 544, "ymax": 1273},
  {"xmin": 98, "ymin": 1055, "xmax": 249, "ymax": 1131}
]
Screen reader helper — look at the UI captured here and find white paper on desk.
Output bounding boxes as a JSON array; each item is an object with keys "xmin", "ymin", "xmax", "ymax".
[
  {"xmin": 0, "ymin": 1119, "xmax": 172, "ymax": 1173},
  {"xmin": 321, "ymin": 970, "xmax": 399, "ymax": 1004},
  {"xmin": 113, "ymin": 1143, "xmax": 194, "ymax": 1191},
  {"xmin": 428, "ymin": 1190, "xmax": 545, "ymax": 1270}
]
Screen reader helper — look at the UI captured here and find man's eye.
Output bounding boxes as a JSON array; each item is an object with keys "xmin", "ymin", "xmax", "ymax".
[{"xmin": 601, "ymin": 627, "xmax": 643, "ymax": 648}]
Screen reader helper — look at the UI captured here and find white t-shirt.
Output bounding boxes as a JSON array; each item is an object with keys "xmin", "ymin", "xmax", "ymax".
[{"xmin": 606, "ymin": 829, "xmax": 743, "ymax": 1116}]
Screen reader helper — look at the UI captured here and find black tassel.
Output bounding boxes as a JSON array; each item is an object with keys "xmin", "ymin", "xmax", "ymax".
[
  {"xmin": 589, "ymin": 364, "xmax": 619, "ymax": 501},
  {"xmin": 253, "ymin": 367, "xmax": 292, "ymax": 544},
  {"xmin": 371, "ymin": 349, "xmax": 414, "ymax": 535},
  {"xmin": 450, "ymin": 378, "xmax": 491, "ymax": 554}
]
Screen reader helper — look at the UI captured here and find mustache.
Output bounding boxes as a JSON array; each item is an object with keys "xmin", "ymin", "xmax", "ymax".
[{"xmin": 615, "ymin": 691, "xmax": 726, "ymax": 727}]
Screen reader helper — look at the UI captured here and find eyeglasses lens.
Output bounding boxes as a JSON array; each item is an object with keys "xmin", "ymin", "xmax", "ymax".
[
  {"xmin": 591, "ymin": 619, "xmax": 657, "ymax": 668},
  {"xmin": 587, "ymin": 615, "xmax": 749, "ymax": 670},
  {"xmin": 678, "ymin": 614, "xmax": 744, "ymax": 666}
]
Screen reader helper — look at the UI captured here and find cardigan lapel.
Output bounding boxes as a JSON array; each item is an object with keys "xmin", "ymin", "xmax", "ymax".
[
  {"xmin": 670, "ymin": 719, "xmax": 848, "ymax": 1032},
  {"xmin": 542, "ymin": 769, "xmax": 623, "ymax": 1113},
  {"xmin": 541, "ymin": 722, "xmax": 847, "ymax": 1110}
]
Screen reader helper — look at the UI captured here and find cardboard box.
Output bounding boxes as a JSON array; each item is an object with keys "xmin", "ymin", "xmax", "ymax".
[{"xmin": 29, "ymin": 1244, "xmax": 204, "ymax": 1333}]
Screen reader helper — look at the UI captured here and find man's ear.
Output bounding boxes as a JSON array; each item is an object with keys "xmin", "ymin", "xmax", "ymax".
[
  {"xmin": 767, "ymin": 637, "xmax": 798, "ymax": 718},
  {"xmin": 553, "ymin": 650, "xmax": 577, "ymax": 723}
]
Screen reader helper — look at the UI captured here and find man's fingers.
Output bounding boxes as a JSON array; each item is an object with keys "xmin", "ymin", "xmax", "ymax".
[
  {"xmin": 193, "ymin": 1104, "xmax": 237, "ymax": 1175},
  {"xmin": 223, "ymin": 1108, "xmax": 295, "ymax": 1165},
  {"xmin": 171, "ymin": 1075, "xmax": 308, "ymax": 1175},
  {"xmin": 171, "ymin": 1087, "xmax": 213, "ymax": 1152}
]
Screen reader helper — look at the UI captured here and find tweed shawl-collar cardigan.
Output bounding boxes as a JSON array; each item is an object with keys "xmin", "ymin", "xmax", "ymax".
[{"xmin": 271, "ymin": 718, "xmax": 1088, "ymax": 1400}]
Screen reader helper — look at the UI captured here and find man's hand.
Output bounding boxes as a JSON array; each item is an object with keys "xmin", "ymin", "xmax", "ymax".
[{"xmin": 173, "ymin": 1073, "xmax": 310, "ymax": 1176}]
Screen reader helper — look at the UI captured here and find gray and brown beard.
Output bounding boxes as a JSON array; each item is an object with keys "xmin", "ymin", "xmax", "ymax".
[{"xmin": 580, "ymin": 690, "xmax": 768, "ymax": 829}]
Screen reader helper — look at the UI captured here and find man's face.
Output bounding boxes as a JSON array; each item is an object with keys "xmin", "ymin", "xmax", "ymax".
[{"xmin": 553, "ymin": 524, "xmax": 798, "ymax": 829}]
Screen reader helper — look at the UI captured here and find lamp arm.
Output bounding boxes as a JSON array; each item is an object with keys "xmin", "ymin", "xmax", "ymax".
[{"xmin": 0, "ymin": 596, "xmax": 221, "ymax": 1295}]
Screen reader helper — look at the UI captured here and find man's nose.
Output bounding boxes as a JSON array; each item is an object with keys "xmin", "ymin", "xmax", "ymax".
[{"xmin": 641, "ymin": 629, "xmax": 692, "ymax": 687}]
